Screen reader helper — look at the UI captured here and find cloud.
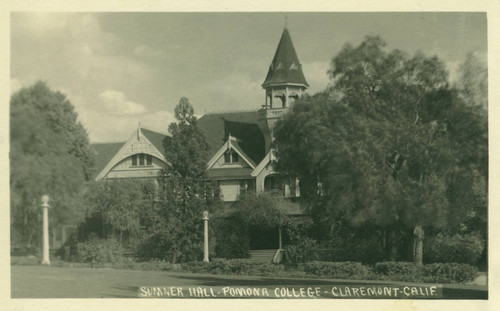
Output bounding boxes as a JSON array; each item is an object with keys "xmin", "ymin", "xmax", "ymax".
[
  {"xmin": 132, "ymin": 45, "xmax": 164, "ymax": 59},
  {"xmin": 11, "ymin": 13, "xmax": 162, "ymax": 142},
  {"xmin": 98, "ymin": 90, "xmax": 147, "ymax": 115},
  {"xmin": 302, "ymin": 61, "xmax": 330, "ymax": 94},
  {"xmin": 78, "ymin": 108, "xmax": 175, "ymax": 143}
]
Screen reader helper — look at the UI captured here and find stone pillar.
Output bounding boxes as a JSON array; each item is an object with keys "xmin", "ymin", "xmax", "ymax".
[
  {"xmin": 203, "ymin": 211, "xmax": 209, "ymax": 262},
  {"xmin": 41, "ymin": 195, "xmax": 50, "ymax": 265}
]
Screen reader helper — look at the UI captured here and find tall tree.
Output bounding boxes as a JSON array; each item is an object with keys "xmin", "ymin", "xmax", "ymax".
[
  {"xmin": 140, "ymin": 97, "xmax": 219, "ymax": 262},
  {"xmin": 274, "ymin": 36, "xmax": 487, "ymax": 265},
  {"xmin": 83, "ymin": 179, "xmax": 156, "ymax": 245},
  {"xmin": 10, "ymin": 81, "xmax": 94, "ymax": 249},
  {"xmin": 456, "ymin": 51, "xmax": 488, "ymax": 111}
]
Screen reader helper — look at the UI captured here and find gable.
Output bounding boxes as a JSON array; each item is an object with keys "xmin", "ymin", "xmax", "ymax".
[
  {"xmin": 93, "ymin": 128, "xmax": 168, "ymax": 181},
  {"xmin": 91, "ymin": 142, "xmax": 124, "ymax": 180},
  {"xmin": 198, "ymin": 110, "xmax": 271, "ymax": 165},
  {"xmin": 207, "ymin": 136, "xmax": 257, "ymax": 170}
]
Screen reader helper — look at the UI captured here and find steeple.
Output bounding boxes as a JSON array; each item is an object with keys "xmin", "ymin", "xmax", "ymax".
[
  {"xmin": 262, "ymin": 27, "xmax": 308, "ymax": 131},
  {"xmin": 262, "ymin": 24, "xmax": 309, "ymax": 117},
  {"xmin": 262, "ymin": 27, "xmax": 309, "ymax": 90}
]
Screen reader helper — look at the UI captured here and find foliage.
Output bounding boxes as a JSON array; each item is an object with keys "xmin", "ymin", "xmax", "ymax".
[
  {"xmin": 10, "ymin": 81, "xmax": 94, "ymax": 249},
  {"xmin": 422, "ymin": 263, "xmax": 478, "ymax": 283},
  {"xmin": 139, "ymin": 97, "xmax": 220, "ymax": 263},
  {"xmin": 231, "ymin": 192, "xmax": 289, "ymax": 228},
  {"xmin": 273, "ymin": 36, "xmax": 487, "ymax": 264},
  {"xmin": 375, "ymin": 261, "xmax": 478, "ymax": 283},
  {"xmin": 82, "ymin": 179, "xmax": 156, "ymax": 245},
  {"xmin": 456, "ymin": 51, "xmax": 488, "ymax": 111},
  {"xmin": 77, "ymin": 237, "xmax": 125, "ymax": 267},
  {"xmin": 375, "ymin": 261, "xmax": 421, "ymax": 278},
  {"xmin": 209, "ymin": 192, "xmax": 288, "ymax": 259},
  {"xmin": 212, "ymin": 214, "xmax": 250, "ymax": 259},
  {"xmin": 302, "ymin": 261, "xmax": 372, "ymax": 279},
  {"xmin": 283, "ymin": 238, "xmax": 319, "ymax": 264},
  {"xmin": 282, "ymin": 219, "xmax": 319, "ymax": 264},
  {"xmin": 424, "ymin": 232, "xmax": 484, "ymax": 265},
  {"xmin": 182, "ymin": 259, "xmax": 285, "ymax": 276}
]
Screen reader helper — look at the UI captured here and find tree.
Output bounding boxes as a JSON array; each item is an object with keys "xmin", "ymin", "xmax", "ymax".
[
  {"xmin": 212, "ymin": 192, "xmax": 288, "ymax": 259},
  {"xmin": 456, "ymin": 51, "xmax": 488, "ymax": 111},
  {"xmin": 139, "ymin": 97, "xmax": 219, "ymax": 262},
  {"xmin": 274, "ymin": 36, "xmax": 487, "ymax": 265},
  {"xmin": 10, "ymin": 81, "xmax": 94, "ymax": 249},
  {"xmin": 82, "ymin": 179, "xmax": 156, "ymax": 246}
]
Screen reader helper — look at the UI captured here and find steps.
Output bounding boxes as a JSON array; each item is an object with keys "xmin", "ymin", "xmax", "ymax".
[{"xmin": 249, "ymin": 249, "xmax": 277, "ymax": 263}]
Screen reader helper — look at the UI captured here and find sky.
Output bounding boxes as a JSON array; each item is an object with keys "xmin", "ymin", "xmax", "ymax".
[{"xmin": 10, "ymin": 12, "xmax": 487, "ymax": 142}]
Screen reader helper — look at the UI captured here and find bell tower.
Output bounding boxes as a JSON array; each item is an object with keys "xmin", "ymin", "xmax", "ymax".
[{"xmin": 262, "ymin": 27, "xmax": 309, "ymax": 131}]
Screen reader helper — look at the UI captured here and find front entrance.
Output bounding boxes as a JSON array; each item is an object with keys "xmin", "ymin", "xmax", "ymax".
[{"xmin": 248, "ymin": 225, "xmax": 279, "ymax": 249}]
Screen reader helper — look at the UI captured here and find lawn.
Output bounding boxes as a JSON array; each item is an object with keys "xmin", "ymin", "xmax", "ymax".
[{"xmin": 11, "ymin": 265, "xmax": 487, "ymax": 299}]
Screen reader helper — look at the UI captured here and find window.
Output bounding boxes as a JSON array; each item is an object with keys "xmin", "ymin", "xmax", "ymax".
[
  {"xmin": 224, "ymin": 150, "xmax": 239, "ymax": 164},
  {"xmin": 239, "ymin": 179, "xmax": 255, "ymax": 194},
  {"xmin": 131, "ymin": 153, "xmax": 153, "ymax": 167}
]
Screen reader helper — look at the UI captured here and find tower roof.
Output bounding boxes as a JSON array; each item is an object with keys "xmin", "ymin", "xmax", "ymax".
[{"xmin": 262, "ymin": 28, "xmax": 309, "ymax": 88}]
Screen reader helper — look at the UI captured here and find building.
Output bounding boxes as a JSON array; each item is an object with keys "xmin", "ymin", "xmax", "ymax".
[
  {"xmin": 93, "ymin": 28, "xmax": 307, "ymax": 204},
  {"xmin": 89, "ymin": 27, "xmax": 308, "ymax": 256}
]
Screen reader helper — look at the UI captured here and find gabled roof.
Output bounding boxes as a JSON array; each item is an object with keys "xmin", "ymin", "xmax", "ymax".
[
  {"xmin": 262, "ymin": 28, "xmax": 309, "ymax": 88},
  {"xmin": 198, "ymin": 110, "xmax": 272, "ymax": 165},
  {"xmin": 90, "ymin": 142, "xmax": 124, "ymax": 180},
  {"xmin": 141, "ymin": 128, "xmax": 169, "ymax": 157},
  {"xmin": 251, "ymin": 150, "xmax": 276, "ymax": 177},
  {"xmin": 90, "ymin": 127, "xmax": 169, "ymax": 180},
  {"xmin": 207, "ymin": 135, "xmax": 257, "ymax": 170}
]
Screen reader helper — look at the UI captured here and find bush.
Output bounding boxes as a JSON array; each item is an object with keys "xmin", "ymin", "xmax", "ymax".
[
  {"xmin": 283, "ymin": 237, "xmax": 320, "ymax": 264},
  {"xmin": 302, "ymin": 261, "xmax": 372, "ymax": 279},
  {"xmin": 348, "ymin": 236, "xmax": 386, "ymax": 264},
  {"xmin": 424, "ymin": 232, "xmax": 484, "ymax": 265},
  {"xmin": 423, "ymin": 263, "xmax": 478, "ymax": 283},
  {"xmin": 374, "ymin": 261, "xmax": 478, "ymax": 283},
  {"xmin": 77, "ymin": 237, "xmax": 125, "ymax": 267},
  {"xmin": 182, "ymin": 259, "xmax": 284, "ymax": 276},
  {"xmin": 11, "ymin": 256, "xmax": 39, "ymax": 266},
  {"xmin": 212, "ymin": 216, "xmax": 250, "ymax": 259},
  {"xmin": 375, "ymin": 262, "xmax": 423, "ymax": 282}
]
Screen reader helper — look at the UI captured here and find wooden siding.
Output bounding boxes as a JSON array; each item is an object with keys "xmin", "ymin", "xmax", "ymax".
[
  {"xmin": 219, "ymin": 180, "xmax": 241, "ymax": 202},
  {"xmin": 105, "ymin": 155, "xmax": 164, "ymax": 179}
]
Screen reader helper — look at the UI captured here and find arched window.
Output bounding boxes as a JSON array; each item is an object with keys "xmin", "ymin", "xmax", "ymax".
[{"xmin": 131, "ymin": 153, "xmax": 153, "ymax": 167}]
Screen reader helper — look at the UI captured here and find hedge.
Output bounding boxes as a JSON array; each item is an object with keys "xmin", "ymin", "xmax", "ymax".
[
  {"xmin": 302, "ymin": 261, "xmax": 373, "ymax": 280},
  {"xmin": 375, "ymin": 261, "xmax": 478, "ymax": 283},
  {"xmin": 182, "ymin": 258, "xmax": 285, "ymax": 276}
]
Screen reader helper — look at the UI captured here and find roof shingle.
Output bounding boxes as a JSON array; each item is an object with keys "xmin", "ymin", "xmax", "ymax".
[{"xmin": 262, "ymin": 28, "xmax": 309, "ymax": 88}]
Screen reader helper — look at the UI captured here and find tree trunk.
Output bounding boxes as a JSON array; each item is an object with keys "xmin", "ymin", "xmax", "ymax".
[
  {"xmin": 413, "ymin": 224, "xmax": 424, "ymax": 266},
  {"xmin": 389, "ymin": 229, "xmax": 398, "ymax": 261}
]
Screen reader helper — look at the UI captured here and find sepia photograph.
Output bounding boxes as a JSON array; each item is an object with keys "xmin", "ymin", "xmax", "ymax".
[{"xmin": 7, "ymin": 10, "xmax": 491, "ymax": 304}]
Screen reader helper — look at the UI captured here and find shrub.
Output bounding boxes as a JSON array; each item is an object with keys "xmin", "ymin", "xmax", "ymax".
[
  {"xmin": 283, "ymin": 237, "xmax": 320, "ymax": 264},
  {"xmin": 375, "ymin": 262, "xmax": 422, "ymax": 282},
  {"xmin": 182, "ymin": 259, "xmax": 284, "ymax": 276},
  {"xmin": 77, "ymin": 237, "xmax": 125, "ymax": 267},
  {"xmin": 374, "ymin": 261, "xmax": 478, "ymax": 283},
  {"xmin": 302, "ymin": 261, "xmax": 372, "ymax": 279},
  {"xmin": 424, "ymin": 232, "xmax": 484, "ymax": 265},
  {"xmin": 212, "ymin": 216, "xmax": 250, "ymax": 259},
  {"xmin": 348, "ymin": 236, "xmax": 386, "ymax": 264},
  {"xmin": 10, "ymin": 256, "xmax": 39, "ymax": 266},
  {"xmin": 423, "ymin": 263, "xmax": 478, "ymax": 283}
]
